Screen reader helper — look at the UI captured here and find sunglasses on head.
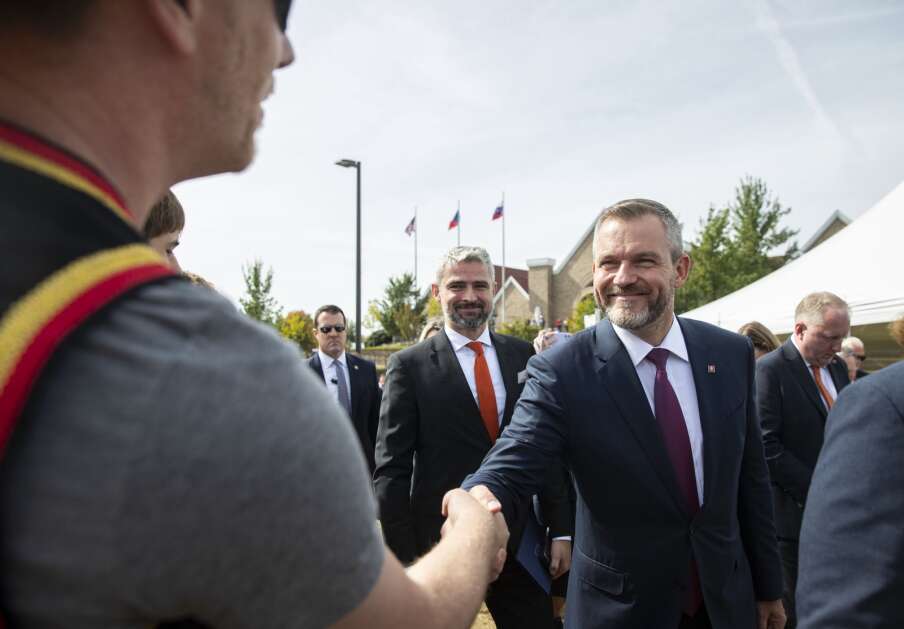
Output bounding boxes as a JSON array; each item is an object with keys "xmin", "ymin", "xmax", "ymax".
[{"xmin": 319, "ymin": 325, "xmax": 346, "ymax": 334}]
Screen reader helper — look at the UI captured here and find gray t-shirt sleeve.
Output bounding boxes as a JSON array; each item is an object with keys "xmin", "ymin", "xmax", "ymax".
[{"xmin": 118, "ymin": 292, "xmax": 384, "ymax": 628}]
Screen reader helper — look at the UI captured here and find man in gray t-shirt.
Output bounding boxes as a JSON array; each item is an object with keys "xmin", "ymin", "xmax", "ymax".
[{"xmin": 0, "ymin": 2, "xmax": 509, "ymax": 627}]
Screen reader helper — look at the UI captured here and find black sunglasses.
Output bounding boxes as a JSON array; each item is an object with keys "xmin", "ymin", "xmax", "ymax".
[
  {"xmin": 853, "ymin": 354, "xmax": 866, "ymax": 361},
  {"xmin": 319, "ymin": 325, "xmax": 346, "ymax": 334},
  {"xmin": 274, "ymin": 0, "xmax": 293, "ymax": 31}
]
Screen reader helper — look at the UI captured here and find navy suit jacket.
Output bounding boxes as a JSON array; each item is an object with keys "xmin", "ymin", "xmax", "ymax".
[
  {"xmin": 464, "ymin": 318, "xmax": 783, "ymax": 628},
  {"xmin": 797, "ymin": 361, "xmax": 904, "ymax": 628},
  {"xmin": 756, "ymin": 339, "xmax": 849, "ymax": 540},
  {"xmin": 308, "ymin": 352, "xmax": 381, "ymax": 474}
]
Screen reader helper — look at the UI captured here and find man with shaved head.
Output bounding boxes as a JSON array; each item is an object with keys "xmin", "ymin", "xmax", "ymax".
[{"xmin": 0, "ymin": 2, "xmax": 507, "ymax": 628}]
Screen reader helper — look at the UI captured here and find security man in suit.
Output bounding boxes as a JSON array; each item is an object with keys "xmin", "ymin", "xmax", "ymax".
[
  {"xmin": 374, "ymin": 246, "xmax": 572, "ymax": 629},
  {"xmin": 756, "ymin": 291, "xmax": 851, "ymax": 628},
  {"xmin": 463, "ymin": 199, "xmax": 785, "ymax": 629},
  {"xmin": 308, "ymin": 304, "xmax": 382, "ymax": 474}
]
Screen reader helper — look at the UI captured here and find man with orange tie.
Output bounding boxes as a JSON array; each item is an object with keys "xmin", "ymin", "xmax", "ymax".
[
  {"xmin": 374, "ymin": 246, "xmax": 572, "ymax": 629},
  {"xmin": 757, "ymin": 291, "xmax": 851, "ymax": 628}
]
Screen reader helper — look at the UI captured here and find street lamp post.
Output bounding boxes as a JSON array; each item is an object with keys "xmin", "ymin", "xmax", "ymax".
[{"xmin": 335, "ymin": 158, "xmax": 362, "ymax": 353}]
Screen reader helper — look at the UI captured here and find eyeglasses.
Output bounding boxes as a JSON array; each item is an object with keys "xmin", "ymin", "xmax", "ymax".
[
  {"xmin": 319, "ymin": 325, "xmax": 346, "ymax": 334},
  {"xmin": 853, "ymin": 354, "xmax": 866, "ymax": 361}
]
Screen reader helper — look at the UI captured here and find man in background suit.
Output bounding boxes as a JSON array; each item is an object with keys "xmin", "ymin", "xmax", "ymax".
[
  {"xmin": 374, "ymin": 246, "xmax": 572, "ymax": 629},
  {"xmin": 464, "ymin": 199, "xmax": 785, "ymax": 629},
  {"xmin": 797, "ymin": 361, "xmax": 904, "ymax": 629},
  {"xmin": 308, "ymin": 304, "xmax": 381, "ymax": 473},
  {"xmin": 757, "ymin": 292, "xmax": 850, "ymax": 628}
]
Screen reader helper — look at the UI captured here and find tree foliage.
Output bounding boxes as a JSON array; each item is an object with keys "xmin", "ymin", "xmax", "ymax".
[
  {"xmin": 278, "ymin": 310, "xmax": 316, "ymax": 354},
  {"xmin": 676, "ymin": 176, "xmax": 799, "ymax": 313},
  {"xmin": 567, "ymin": 293, "xmax": 599, "ymax": 333},
  {"xmin": 496, "ymin": 319, "xmax": 541, "ymax": 342},
  {"xmin": 240, "ymin": 259, "xmax": 282, "ymax": 326},
  {"xmin": 369, "ymin": 273, "xmax": 430, "ymax": 342}
]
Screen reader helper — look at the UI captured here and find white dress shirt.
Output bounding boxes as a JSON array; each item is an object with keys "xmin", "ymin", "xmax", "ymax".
[
  {"xmin": 317, "ymin": 349, "xmax": 351, "ymax": 404},
  {"xmin": 445, "ymin": 326, "xmax": 506, "ymax": 425},
  {"xmin": 612, "ymin": 317, "xmax": 705, "ymax": 506},
  {"xmin": 790, "ymin": 336, "xmax": 838, "ymax": 406}
]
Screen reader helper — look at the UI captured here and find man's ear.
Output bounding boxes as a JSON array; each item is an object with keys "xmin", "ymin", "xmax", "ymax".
[
  {"xmin": 674, "ymin": 253, "xmax": 692, "ymax": 288},
  {"xmin": 431, "ymin": 284, "xmax": 440, "ymax": 299},
  {"xmin": 146, "ymin": 0, "xmax": 201, "ymax": 55}
]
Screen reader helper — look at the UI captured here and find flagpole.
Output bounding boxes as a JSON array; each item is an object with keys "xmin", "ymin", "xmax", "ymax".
[
  {"xmin": 457, "ymin": 200, "xmax": 461, "ymax": 246},
  {"xmin": 414, "ymin": 205, "xmax": 418, "ymax": 288},
  {"xmin": 501, "ymin": 192, "xmax": 506, "ymax": 325}
]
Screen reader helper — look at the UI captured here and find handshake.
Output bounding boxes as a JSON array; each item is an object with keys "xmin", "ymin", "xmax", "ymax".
[{"xmin": 440, "ymin": 485, "xmax": 510, "ymax": 581}]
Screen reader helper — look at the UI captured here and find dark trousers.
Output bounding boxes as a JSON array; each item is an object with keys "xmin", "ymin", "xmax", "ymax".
[
  {"xmin": 678, "ymin": 605, "xmax": 712, "ymax": 629},
  {"xmin": 778, "ymin": 539, "xmax": 799, "ymax": 629},
  {"xmin": 485, "ymin": 557, "xmax": 554, "ymax": 629}
]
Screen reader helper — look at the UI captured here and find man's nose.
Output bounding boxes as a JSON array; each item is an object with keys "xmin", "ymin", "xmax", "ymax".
[
  {"xmin": 278, "ymin": 33, "xmax": 295, "ymax": 69},
  {"xmin": 613, "ymin": 262, "xmax": 636, "ymax": 286}
]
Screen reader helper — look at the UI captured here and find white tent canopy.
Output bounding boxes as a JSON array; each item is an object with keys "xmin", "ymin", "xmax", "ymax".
[{"xmin": 682, "ymin": 181, "xmax": 904, "ymax": 334}]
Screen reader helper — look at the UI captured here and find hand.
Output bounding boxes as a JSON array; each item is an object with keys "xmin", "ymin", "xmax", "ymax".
[
  {"xmin": 466, "ymin": 484, "xmax": 503, "ymax": 514},
  {"xmin": 532, "ymin": 328, "xmax": 558, "ymax": 354},
  {"xmin": 441, "ymin": 489, "xmax": 509, "ymax": 580},
  {"xmin": 548, "ymin": 539, "xmax": 572, "ymax": 579},
  {"xmin": 757, "ymin": 599, "xmax": 786, "ymax": 629}
]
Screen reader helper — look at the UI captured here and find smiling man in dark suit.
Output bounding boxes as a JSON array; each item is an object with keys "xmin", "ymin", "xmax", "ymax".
[
  {"xmin": 756, "ymin": 292, "xmax": 850, "ymax": 628},
  {"xmin": 374, "ymin": 246, "xmax": 571, "ymax": 629},
  {"xmin": 463, "ymin": 199, "xmax": 785, "ymax": 629},
  {"xmin": 308, "ymin": 304, "xmax": 381, "ymax": 474}
]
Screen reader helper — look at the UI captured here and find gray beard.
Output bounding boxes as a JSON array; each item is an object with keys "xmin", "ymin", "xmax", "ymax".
[{"xmin": 604, "ymin": 281, "xmax": 673, "ymax": 330}]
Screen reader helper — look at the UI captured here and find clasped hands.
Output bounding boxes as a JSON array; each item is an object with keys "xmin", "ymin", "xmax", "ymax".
[{"xmin": 441, "ymin": 485, "xmax": 572, "ymax": 582}]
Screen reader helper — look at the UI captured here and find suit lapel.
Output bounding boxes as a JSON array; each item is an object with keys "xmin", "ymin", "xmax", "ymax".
[
  {"xmin": 829, "ymin": 358, "xmax": 849, "ymax": 394},
  {"xmin": 594, "ymin": 320, "xmax": 687, "ymax": 517},
  {"xmin": 491, "ymin": 332, "xmax": 519, "ymax": 429},
  {"xmin": 783, "ymin": 340, "xmax": 828, "ymax": 419},
  {"xmin": 347, "ymin": 354, "xmax": 361, "ymax": 418},
  {"xmin": 678, "ymin": 319, "xmax": 719, "ymax": 513},
  {"xmin": 431, "ymin": 331, "xmax": 490, "ymax": 445},
  {"xmin": 309, "ymin": 353, "xmax": 326, "ymax": 382}
]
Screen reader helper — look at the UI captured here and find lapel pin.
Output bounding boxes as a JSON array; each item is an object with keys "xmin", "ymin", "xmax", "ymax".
[
  {"xmin": 353, "ymin": 365, "xmax": 359, "ymax": 370},
  {"xmin": 707, "ymin": 364, "xmax": 716, "ymax": 374}
]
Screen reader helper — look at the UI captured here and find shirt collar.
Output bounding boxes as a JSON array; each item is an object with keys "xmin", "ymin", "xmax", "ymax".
[
  {"xmin": 445, "ymin": 325, "xmax": 493, "ymax": 352},
  {"xmin": 611, "ymin": 315, "xmax": 689, "ymax": 367},
  {"xmin": 318, "ymin": 349, "xmax": 347, "ymax": 369}
]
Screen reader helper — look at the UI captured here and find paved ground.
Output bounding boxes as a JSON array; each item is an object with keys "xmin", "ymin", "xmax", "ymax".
[{"xmin": 471, "ymin": 605, "xmax": 496, "ymax": 629}]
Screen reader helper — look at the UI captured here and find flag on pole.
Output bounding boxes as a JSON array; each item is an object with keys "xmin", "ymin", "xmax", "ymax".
[
  {"xmin": 492, "ymin": 204, "xmax": 504, "ymax": 221},
  {"xmin": 404, "ymin": 215, "xmax": 416, "ymax": 236},
  {"xmin": 448, "ymin": 210, "xmax": 460, "ymax": 230}
]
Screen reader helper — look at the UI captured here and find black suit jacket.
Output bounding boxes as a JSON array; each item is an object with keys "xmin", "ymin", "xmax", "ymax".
[
  {"xmin": 797, "ymin": 361, "xmax": 904, "ymax": 628},
  {"xmin": 464, "ymin": 318, "xmax": 783, "ymax": 628},
  {"xmin": 374, "ymin": 329, "xmax": 570, "ymax": 565},
  {"xmin": 308, "ymin": 352, "xmax": 381, "ymax": 474},
  {"xmin": 756, "ymin": 339, "xmax": 850, "ymax": 540}
]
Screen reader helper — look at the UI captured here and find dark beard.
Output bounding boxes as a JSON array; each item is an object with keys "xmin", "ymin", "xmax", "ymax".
[{"xmin": 447, "ymin": 302, "xmax": 490, "ymax": 329}]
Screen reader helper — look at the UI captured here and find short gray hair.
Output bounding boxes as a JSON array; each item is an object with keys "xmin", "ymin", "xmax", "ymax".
[
  {"xmin": 435, "ymin": 246, "xmax": 495, "ymax": 287},
  {"xmin": 794, "ymin": 291, "xmax": 850, "ymax": 326},
  {"xmin": 592, "ymin": 199, "xmax": 684, "ymax": 262},
  {"xmin": 840, "ymin": 336, "xmax": 863, "ymax": 356}
]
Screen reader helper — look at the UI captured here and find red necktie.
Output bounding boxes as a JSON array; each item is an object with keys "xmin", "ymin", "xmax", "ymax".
[
  {"xmin": 467, "ymin": 341, "xmax": 499, "ymax": 443},
  {"xmin": 647, "ymin": 348, "xmax": 703, "ymax": 617},
  {"xmin": 811, "ymin": 365, "xmax": 834, "ymax": 410}
]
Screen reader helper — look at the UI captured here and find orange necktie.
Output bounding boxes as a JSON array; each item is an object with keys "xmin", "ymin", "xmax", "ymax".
[
  {"xmin": 467, "ymin": 341, "xmax": 499, "ymax": 443},
  {"xmin": 811, "ymin": 365, "xmax": 834, "ymax": 410}
]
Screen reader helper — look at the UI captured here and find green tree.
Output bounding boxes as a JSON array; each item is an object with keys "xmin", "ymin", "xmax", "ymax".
[
  {"xmin": 676, "ymin": 176, "xmax": 799, "ymax": 313},
  {"xmin": 240, "ymin": 259, "xmax": 282, "ymax": 326},
  {"xmin": 567, "ymin": 293, "xmax": 600, "ymax": 333},
  {"xmin": 369, "ymin": 273, "xmax": 430, "ymax": 342},
  {"xmin": 278, "ymin": 310, "xmax": 316, "ymax": 354},
  {"xmin": 496, "ymin": 319, "xmax": 541, "ymax": 342}
]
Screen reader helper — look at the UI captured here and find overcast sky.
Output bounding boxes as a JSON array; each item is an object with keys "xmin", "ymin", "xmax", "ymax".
[{"xmin": 173, "ymin": 0, "xmax": 904, "ymax": 327}]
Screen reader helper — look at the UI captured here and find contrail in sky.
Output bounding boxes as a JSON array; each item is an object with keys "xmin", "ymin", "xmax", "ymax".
[{"xmin": 749, "ymin": 0, "xmax": 847, "ymax": 150}]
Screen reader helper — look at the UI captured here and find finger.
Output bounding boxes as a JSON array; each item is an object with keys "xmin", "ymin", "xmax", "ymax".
[
  {"xmin": 469, "ymin": 485, "xmax": 502, "ymax": 512},
  {"xmin": 757, "ymin": 609, "xmax": 767, "ymax": 629},
  {"xmin": 441, "ymin": 489, "xmax": 458, "ymax": 517}
]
